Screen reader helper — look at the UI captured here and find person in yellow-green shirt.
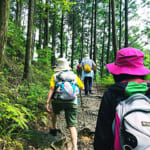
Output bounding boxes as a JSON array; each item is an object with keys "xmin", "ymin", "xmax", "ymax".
[{"xmin": 46, "ymin": 58, "xmax": 84, "ymax": 150}]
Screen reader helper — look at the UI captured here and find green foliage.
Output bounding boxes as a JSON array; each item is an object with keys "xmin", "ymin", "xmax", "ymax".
[
  {"xmin": 0, "ymin": 102, "xmax": 30, "ymax": 133},
  {"xmin": 51, "ymin": 0, "xmax": 76, "ymax": 12},
  {"xmin": 36, "ymin": 47, "xmax": 53, "ymax": 66},
  {"xmin": 0, "ymin": 47, "xmax": 53, "ymax": 148},
  {"xmin": 7, "ymin": 21, "xmax": 26, "ymax": 60},
  {"xmin": 96, "ymin": 74, "xmax": 115, "ymax": 89},
  {"xmin": 145, "ymin": 74, "xmax": 150, "ymax": 81},
  {"xmin": 144, "ymin": 52, "xmax": 150, "ymax": 81}
]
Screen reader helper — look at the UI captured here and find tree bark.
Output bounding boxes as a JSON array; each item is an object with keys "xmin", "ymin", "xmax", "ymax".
[
  {"xmin": 90, "ymin": 0, "xmax": 94, "ymax": 59},
  {"xmin": 60, "ymin": 11, "xmax": 64, "ymax": 58},
  {"xmin": 81, "ymin": 13, "xmax": 84, "ymax": 61},
  {"xmin": 51, "ymin": 10, "xmax": 56, "ymax": 68},
  {"xmin": 100, "ymin": 22, "xmax": 106, "ymax": 78},
  {"xmin": 16, "ymin": 0, "xmax": 23, "ymax": 27},
  {"xmin": 43, "ymin": 0, "xmax": 49, "ymax": 49},
  {"xmin": 0, "ymin": 0, "xmax": 10, "ymax": 71},
  {"xmin": 71, "ymin": 6, "xmax": 75, "ymax": 69},
  {"xmin": 23, "ymin": 0, "xmax": 35, "ymax": 81},
  {"xmin": 101, "ymin": 20, "xmax": 106, "ymax": 79},
  {"xmin": 37, "ymin": 0, "xmax": 43, "ymax": 52},
  {"xmin": 119, "ymin": 0, "xmax": 122, "ymax": 49},
  {"xmin": 111, "ymin": 0, "xmax": 117, "ymax": 58},
  {"xmin": 125, "ymin": 0, "xmax": 128, "ymax": 47},
  {"xmin": 93, "ymin": 0, "xmax": 97, "ymax": 80},
  {"xmin": 93, "ymin": 0, "xmax": 97, "ymax": 64},
  {"xmin": 106, "ymin": 0, "xmax": 111, "ymax": 75},
  {"xmin": 65, "ymin": 35, "xmax": 68, "ymax": 58}
]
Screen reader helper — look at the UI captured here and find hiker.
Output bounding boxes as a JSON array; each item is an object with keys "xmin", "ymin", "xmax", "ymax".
[
  {"xmin": 94, "ymin": 47, "xmax": 150, "ymax": 150},
  {"xmin": 80, "ymin": 54, "xmax": 96, "ymax": 95},
  {"xmin": 76, "ymin": 60, "xmax": 82, "ymax": 78},
  {"xmin": 46, "ymin": 58, "xmax": 84, "ymax": 150}
]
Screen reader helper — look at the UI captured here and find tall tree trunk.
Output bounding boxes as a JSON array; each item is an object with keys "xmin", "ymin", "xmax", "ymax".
[
  {"xmin": 90, "ymin": 0, "xmax": 94, "ymax": 59},
  {"xmin": 93, "ymin": 0, "xmax": 97, "ymax": 64},
  {"xmin": 16, "ymin": 0, "xmax": 23, "ymax": 27},
  {"xmin": 65, "ymin": 35, "xmax": 68, "ymax": 58},
  {"xmin": 23, "ymin": 0, "xmax": 35, "ymax": 81},
  {"xmin": 43, "ymin": 0, "xmax": 49, "ymax": 49},
  {"xmin": 60, "ymin": 11, "xmax": 64, "ymax": 57},
  {"xmin": 86, "ymin": 36, "xmax": 89, "ymax": 53},
  {"xmin": 106, "ymin": 0, "xmax": 111, "ymax": 75},
  {"xmin": 71, "ymin": 6, "xmax": 75, "ymax": 69},
  {"xmin": 119, "ymin": 0, "xmax": 122, "ymax": 49},
  {"xmin": 51, "ymin": 11, "xmax": 56, "ymax": 68},
  {"xmin": 100, "ymin": 21, "xmax": 106, "ymax": 79},
  {"xmin": 111, "ymin": 0, "xmax": 117, "ymax": 58},
  {"xmin": 81, "ymin": 14, "xmax": 84, "ymax": 60},
  {"xmin": 0, "ymin": 0, "xmax": 10, "ymax": 71},
  {"xmin": 80, "ymin": 0, "xmax": 85, "ymax": 61},
  {"xmin": 37, "ymin": 0, "xmax": 42, "ymax": 52},
  {"xmin": 93, "ymin": 0, "xmax": 97, "ymax": 80},
  {"xmin": 125, "ymin": 0, "xmax": 128, "ymax": 47}
]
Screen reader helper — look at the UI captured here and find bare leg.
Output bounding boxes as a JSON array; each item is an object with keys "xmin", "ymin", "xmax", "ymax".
[{"xmin": 68, "ymin": 126, "xmax": 78, "ymax": 150}]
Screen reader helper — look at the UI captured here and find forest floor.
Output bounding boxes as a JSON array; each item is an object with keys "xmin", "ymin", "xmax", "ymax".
[{"xmin": 22, "ymin": 82, "xmax": 105, "ymax": 150}]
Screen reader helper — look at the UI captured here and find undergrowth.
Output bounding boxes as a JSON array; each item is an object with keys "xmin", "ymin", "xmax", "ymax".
[
  {"xmin": 0, "ymin": 59, "xmax": 53, "ymax": 149},
  {"xmin": 0, "ymin": 54, "xmax": 116, "ymax": 149}
]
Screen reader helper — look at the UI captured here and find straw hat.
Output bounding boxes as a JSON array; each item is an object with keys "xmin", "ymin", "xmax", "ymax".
[
  {"xmin": 106, "ymin": 47, "xmax": 150, "ymax": 75},
  {"xmin": 54, "ymin": 58, "xmax": 71, "ymax": 71}
]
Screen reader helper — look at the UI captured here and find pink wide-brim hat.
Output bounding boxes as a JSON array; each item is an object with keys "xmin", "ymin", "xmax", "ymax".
[{"xmin": 106, "ymin": 47, "xmax": 150, "ymax": 75}]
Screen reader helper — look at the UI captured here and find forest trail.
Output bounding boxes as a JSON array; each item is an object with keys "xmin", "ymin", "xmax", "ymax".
[{"xmin": 24, "ymin": 82, "xmax": 104, "ymax": 150}]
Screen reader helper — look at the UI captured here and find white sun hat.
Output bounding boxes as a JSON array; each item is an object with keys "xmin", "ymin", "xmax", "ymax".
[
  {"xmin": 54, "ymin": 58, "xmax": 71, "ymax": 71},
  {"xmin": 84, "ymin": 54, "xmax": 90, "ymax": 59}
]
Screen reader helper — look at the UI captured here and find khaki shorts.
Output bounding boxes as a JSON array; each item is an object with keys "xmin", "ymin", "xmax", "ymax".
[{"xmin": 52, "ymin": 101, "xmax": 78, "ymax": 127}]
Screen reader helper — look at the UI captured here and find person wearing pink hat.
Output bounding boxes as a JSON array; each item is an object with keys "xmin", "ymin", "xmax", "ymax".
[{"xmin": 94, "ymin": 47, "xmax": 150, "ymax": 150}]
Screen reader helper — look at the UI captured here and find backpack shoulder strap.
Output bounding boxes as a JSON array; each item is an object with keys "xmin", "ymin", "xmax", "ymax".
[{"xmin": 54, "ymin": 71, "xmax": 64, "ymax": 83}]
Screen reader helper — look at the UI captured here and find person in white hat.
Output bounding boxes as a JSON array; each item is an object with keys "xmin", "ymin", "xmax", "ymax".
[{"xmin": 46, "ymin": 58, "xmax": 84, "ymax": 150}]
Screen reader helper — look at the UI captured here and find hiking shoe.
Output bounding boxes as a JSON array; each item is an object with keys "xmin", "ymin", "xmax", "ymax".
[
  {"xmin": 49, "ymin": 128, "xmax": 57, "ymax": 136},
  {"xmin": 89, "ymin": 90, "xmax": 93, "ymax": 94},
  {"xmin": 49, "ymin": 128, "xmax": 61, "ymax": 136}
]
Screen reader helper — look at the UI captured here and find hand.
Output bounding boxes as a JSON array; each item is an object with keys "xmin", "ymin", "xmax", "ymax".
[{"xmin": 46, "ymin": 103, "xmax": 52, "ymax": 113}]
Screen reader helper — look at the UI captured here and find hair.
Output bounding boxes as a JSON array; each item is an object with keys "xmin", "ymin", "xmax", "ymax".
[{"xmin": 113, "ymin": 74, "xmax": 145, "ymax": 83}]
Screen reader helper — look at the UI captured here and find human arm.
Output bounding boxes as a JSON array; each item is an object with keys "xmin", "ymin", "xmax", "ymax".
[
  {"xmin": 79, "ymin": 61, "xmax": 83, "ymax": 69},
  {"xmin": 46, "ymin": 87, "xmax": 54, "ymax": 112},
  {"xmin": 79, "ymin": 64, "xmax": 82, "ymax": 69},
  {"xmin": 92, "ymin": 61, "xmax": 96, "ymax": 70},
  {"xmin": 46, "ymin": 75, "xmax": 55, "ymax": 112},
  {"xmin": 77, "ymin": 76, "xmax": 84, "ymax": 91}
]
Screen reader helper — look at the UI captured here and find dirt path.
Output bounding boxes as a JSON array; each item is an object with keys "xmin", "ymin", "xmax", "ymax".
[
  {"xmin": 24, "ymin": 82, "xmax": 104, "ymax": 150},
  {"xmin": 77, "ymin": 82, "xmax": 104, "ymax": 150}
]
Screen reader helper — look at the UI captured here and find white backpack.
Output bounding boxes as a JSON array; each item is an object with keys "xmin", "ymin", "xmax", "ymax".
[
  {"xmin": 53, "ymin": 71, "xmax": 79, "ymax": 101},
  {"xmin": 113, "ymin": 93, "xmax": 150, "ymax": 150}
]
